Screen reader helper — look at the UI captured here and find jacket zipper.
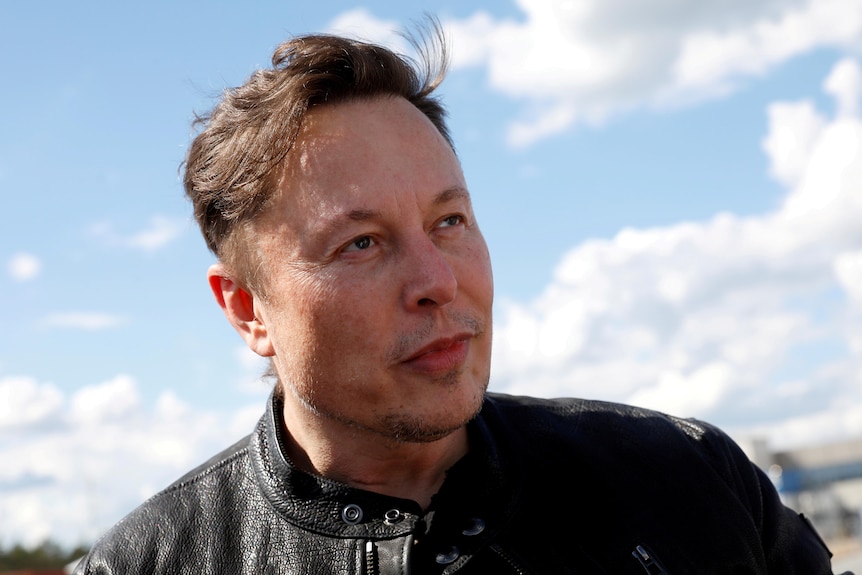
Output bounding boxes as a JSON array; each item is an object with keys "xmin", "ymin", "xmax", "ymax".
[
  {"xmin": 632, "ymin": 545, "xmax": 670, "ymax": 575},
  {"xmin": 365, "ymin": 540, "xmax": 378, "ymax": 575},
  {"xmin": 490, "ymin": 544, "xmax": 529, "ymax": 575}
]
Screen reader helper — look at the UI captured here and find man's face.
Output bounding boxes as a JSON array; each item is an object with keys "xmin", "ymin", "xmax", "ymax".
[{"xmin": 250, "ymin": 96, "xmax": 493, "ymax": 443}]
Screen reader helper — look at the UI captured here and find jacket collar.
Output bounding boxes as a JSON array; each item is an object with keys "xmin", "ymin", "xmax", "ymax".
[{"xmin": 248, "ymin": 391, "xmax": 522, "ymax": 543}]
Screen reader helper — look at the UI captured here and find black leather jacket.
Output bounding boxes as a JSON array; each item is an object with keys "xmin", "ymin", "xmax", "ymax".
[{"xmin": 74, "ymin": 393, "xmax": 838, "ymax": 574}]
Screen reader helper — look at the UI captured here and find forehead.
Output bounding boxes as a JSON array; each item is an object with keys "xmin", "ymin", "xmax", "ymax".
[
  {"xmin": 291, "ymin": 96, "xmax": 456, "ymax": 176},
  {"xmin": 263, "ymin": 97, "xmax": 466, "ymax": 230}
]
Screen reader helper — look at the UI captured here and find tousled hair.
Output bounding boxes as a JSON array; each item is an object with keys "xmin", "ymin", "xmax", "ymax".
[{"xmin": 183, "ymin": 24, "xmax": 451, "ymax": 286}]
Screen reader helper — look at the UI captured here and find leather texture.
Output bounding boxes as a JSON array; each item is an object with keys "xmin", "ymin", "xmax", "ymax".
[{"xmin": 73, "ymin": 392, "xmax": 840, "ymax": 574}]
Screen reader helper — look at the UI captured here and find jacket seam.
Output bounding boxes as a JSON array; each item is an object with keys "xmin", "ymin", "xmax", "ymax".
[
  {"xmin": 160, "ymin": 444, "xmax": 250, "ymax": 495},
  {"xmin": 489, "ymin": 544, "xmax": 531, "ymax": 575}
]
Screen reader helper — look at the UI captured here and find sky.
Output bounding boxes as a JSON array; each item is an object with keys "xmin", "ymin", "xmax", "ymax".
[{"xmin": 2, "ymin": 0, "xmax": 862, "ymax": 549}]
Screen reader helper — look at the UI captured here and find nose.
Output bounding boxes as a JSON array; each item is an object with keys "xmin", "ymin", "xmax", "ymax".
[{"xmin": 402, "ymin": 235, "xmax": 458, "ymax": 311}]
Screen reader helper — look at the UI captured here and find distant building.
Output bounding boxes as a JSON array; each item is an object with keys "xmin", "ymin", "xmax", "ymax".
[{"xmin": 742, "ymin": 437, "xmax": 862, "ymax": 541}]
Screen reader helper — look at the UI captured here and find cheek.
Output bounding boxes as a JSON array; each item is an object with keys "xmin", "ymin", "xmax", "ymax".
[
  {"xmin": 264, "ymin": 274, "xmax": 333, "ymax": 354},
  {"xmin": 459, "ymin": 243, "xmax": 494, "ymax": 305},
  {"xmin": 291, "ymin": 275, "xmax": 391, "ymax": 360},
  {"xmin": 316, "ymin": 308, "xmax": 376, "ymax": 357}
]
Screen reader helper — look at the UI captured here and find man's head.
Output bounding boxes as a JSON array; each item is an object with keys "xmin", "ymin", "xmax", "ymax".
[
  {"xmin": 186, "ymin": 29, "xmax": 493, "ymax": 445},
  {"xmin": 184, "ymin": 29, "xmax": 451, "ymax": 290}
]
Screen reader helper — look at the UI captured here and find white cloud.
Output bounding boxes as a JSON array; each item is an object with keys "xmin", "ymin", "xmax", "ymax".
[
  {"xmin": 88, "ymin": 215, "xmax": 186, "ymax": 252},
  {"xmin": 740, "ymin": 399, "xmax": 862, "ymax": 449},
  {"xmin": 0, "ymin": 376, "xmax": 64, "ymax": 431},
  {"xmin": 8, "ymin": 252, "xmax": 42, "ymax": 281},
  {"xmin": 332, "ymin": 1, "xmax": 862, "ymax": 146},
  {"xmin": 762, "ymin": 100, "xmax": 826, "ymax": 188},
  {"xmin": 834, "ymin": 250, "xmax": 862, "ymax": 302},
  {"xmin": 70, "ymin": 375, "xmax": 141, "ymax": 424},
  {"xmin": 0, "ymin": 375, "xmax": 262, "ymax": 548},
  {"xmin": 628, "ymin": 361, "xmax": 734, "ymax": 416},
  {"xmin": 671, "ymin": 0, "xmax": 862, "ymax": 95},
  {"xmin": 326, "ymin": 8, "xmax": 412, "ymax": 54},
  {"xmin": 126, "ymin": 215, "xmax": 187, "ymax": 252},
  {"xmin": 490, "ymin": 57, "xmax": 862, "ymax": 448},
  {"xmin": 39, "ymin": 312, "xmax": 128, "ymax": 331},
  {"xmin": 825, "ymin": 57, "xmax": 862, "ymax": 118}
]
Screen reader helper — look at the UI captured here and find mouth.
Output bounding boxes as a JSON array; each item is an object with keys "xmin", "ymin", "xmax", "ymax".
[{"xmin": 401, "ymin": 334, "xmax": 472, "ymax": 374}]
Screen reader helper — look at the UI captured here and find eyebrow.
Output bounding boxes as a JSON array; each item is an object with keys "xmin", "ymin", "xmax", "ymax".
[
  {"xmin": 433, "ymin": 186, "xmax": 470, "ymax": 206},
  {"xmin": 317, "ymin": 187, "xmax": 471, "ymax": 238},
  {"xmin": 344, "ymin": 208, "xmax": 380, "ymax": 222},
  {"xmin": 346, "ymin": 187, "xmax": 470, "ymax": 217}
]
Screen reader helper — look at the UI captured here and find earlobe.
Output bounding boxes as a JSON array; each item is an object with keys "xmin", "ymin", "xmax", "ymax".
[{"xmin": 207, "ymin": 263, "xmax": 275, "ymax": 357}]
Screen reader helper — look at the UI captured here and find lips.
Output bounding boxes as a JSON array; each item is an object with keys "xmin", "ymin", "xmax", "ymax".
[{"xmin": 401, "ymin": 334, "xmax": 472, "ymax": 374}]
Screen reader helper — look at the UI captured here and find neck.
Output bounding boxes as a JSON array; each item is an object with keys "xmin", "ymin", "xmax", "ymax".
[{"xmin": 280, "ymin": 398, "xmax": 469, "ymax": 509}]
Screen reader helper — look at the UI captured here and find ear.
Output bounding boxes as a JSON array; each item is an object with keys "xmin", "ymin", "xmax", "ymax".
[{"xmin": 207, "ymin": 263, "xmax": 275, "ymax": 357}]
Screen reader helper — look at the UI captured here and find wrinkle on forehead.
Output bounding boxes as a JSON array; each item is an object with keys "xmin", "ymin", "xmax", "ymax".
[{"xmin": 260, "ymin": 97, "xmax": 467, "ymax": 245}]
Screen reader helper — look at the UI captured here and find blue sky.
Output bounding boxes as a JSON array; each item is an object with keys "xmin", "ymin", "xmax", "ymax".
[{"xmin": 3, "ymin": 0, "xmax": 862, "ymax": 547}]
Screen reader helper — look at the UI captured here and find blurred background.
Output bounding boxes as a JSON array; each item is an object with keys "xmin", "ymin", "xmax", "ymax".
[{"xmin": 2, "ymin": 0, "xmax": 862, "ymax": 563}]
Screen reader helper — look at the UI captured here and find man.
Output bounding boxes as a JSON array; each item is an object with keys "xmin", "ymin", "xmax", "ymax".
[{"xmin": 73, "ymin": 26, "xmax": 846, "ymax": 574}]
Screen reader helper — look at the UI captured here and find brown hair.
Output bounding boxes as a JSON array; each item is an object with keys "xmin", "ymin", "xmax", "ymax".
[{"xmin": 183, "ymin": 24, "xmax": 451, "ymax": 287}]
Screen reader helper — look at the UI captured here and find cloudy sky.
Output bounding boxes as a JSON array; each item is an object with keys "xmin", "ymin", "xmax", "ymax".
[{"xmin": 3, "ymin": 0, "xmax": 862, "ymax": 548}]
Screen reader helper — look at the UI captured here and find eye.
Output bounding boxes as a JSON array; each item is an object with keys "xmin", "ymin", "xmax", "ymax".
[
  {"xmin": 343, "ymin": 235, "xmax": 375, "ymax": 252},
  {"xmin": 438, "ymin": 214, "xmax": 464, "ymax": 228}
]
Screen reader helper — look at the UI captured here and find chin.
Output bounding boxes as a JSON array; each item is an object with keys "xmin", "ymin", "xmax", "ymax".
[
  {"xmin": 378, "ymin": 414, "xmax": 469, "ymax": 444},
  {"xmin": 378, "ymin": 383, "xmax": 487, "ymax": 444}
]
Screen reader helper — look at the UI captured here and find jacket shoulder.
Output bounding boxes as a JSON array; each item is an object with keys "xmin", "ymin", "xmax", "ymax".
[
  {"xmin": 481, "ymin": 392, "xmax": 759, "ymax": 500},
  {"xmin": 480, "ymin": 393, "xmax": 835, "ymax": 573},
  {"xmin": 74, "ymin": 435, "xmax": 253, "ymax": 575},
  {"xmin": 483, "ymin": 392, "xmax": 713, "ymax": 445}
]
